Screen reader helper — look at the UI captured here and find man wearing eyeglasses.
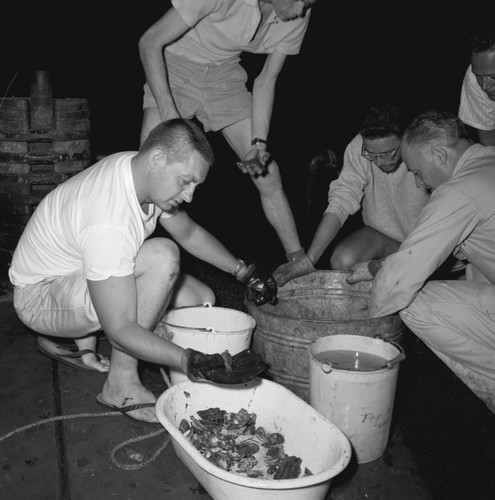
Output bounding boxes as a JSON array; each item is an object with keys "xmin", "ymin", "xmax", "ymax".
[{"xmin": 273, "ymin": 102, "xmax": 430, "ymax": 286}]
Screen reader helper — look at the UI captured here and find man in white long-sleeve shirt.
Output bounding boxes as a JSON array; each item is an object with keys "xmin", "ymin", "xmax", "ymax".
[
  {"xmin": 273, "ymin": 102, "xmax": 430, "ymax": 286},
  {"xmin": 458, "ymin": 26, "xmax": 495, "ymax": 146},
  {"xmin": 348, "ymin": 110, "xmax": 495, "ymax": 413}
]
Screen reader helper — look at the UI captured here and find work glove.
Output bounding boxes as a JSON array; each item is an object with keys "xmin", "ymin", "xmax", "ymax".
[
  {"xmin": 246, "ymin": 274, "xmax": 278, "ymax": 306},
  {"xmin": 238, "ymin": 262, "xmax": 278, "ymax": 306},
  {"xmin": 236, "ymin": 148, "xmax": 272, "ymax": 178},
  {"xmin": 272, "ymin": 254, "xmax": 315, "ymax": 287},
  {"xmin": 346, "ymin": 259, "xmax": 383, "ymax": 285},
  {"xmin": 184, "ymin": 348, "xmax": 266, "ymax": 384}
]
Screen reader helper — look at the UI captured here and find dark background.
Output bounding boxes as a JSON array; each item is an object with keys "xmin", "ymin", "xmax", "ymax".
[
  {"xmin": 1, "ymin": 1, "xmax": 479, "ymax": 261},
  {"xmin": 2, "ymin": 3, "xmax": 494, "ymax": 499}
]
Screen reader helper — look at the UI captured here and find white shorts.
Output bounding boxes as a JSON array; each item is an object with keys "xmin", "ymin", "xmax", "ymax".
[
  {"xmin": 143, "ymin": 52, "xmax": 252, "ymax": 132},
  {"xmin": 13, "ymin": 269, "xmax": 101, "ymax": 337}
]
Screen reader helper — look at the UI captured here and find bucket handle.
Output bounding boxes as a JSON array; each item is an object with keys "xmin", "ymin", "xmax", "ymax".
[
  {"xmin": 320, "ymin": 360, "xmax": 333, "ymax": 374},
  {"xmin": 373, "ymin": 335, "xmax": 406, "ymax": 366},
  {"xmin": 198, "ymin": 303, "xmax": 215, "ymax": 333},
  {"xmin": 385, "ymin": 352, "xmax": 406, "ymax": 369},
  {"xmin": 318, "ymin": 349, "xmax": 405, "ymax": 373}
]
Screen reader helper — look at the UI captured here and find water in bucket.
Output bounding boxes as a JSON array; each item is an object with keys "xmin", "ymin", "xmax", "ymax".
[
  {"xmin": 308, "ymin": 334, "xmax": 405, "ymax": 463},
  {"xmin": 313, "ymin": 350, "xmax": 389, "ymax": 371}
]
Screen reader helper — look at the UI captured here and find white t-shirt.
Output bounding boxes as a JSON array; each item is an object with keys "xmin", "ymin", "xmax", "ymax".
[
  {"xmin": 459, "ymin": 65, "xmax": 495, "ymax": 130},
  {"xmin": 9, "ymin": 152, "xmax": 172, "ymax": 287}
]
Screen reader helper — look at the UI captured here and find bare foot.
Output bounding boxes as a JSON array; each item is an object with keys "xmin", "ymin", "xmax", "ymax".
[
  {"xmin": 37, "ymin": 336, "xmax": 110, "ymax": 373},
  {"xmin": 98, "ymin": 380, "xmax": 158, "ymax": 423},
  {"xmin": 74, "ymin": 335, "xmax": 110, "ymax": 372}
]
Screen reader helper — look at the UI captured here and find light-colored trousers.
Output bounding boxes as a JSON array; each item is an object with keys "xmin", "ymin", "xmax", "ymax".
[{"xmin": 400, "ymin": 278, "xmax": 495, "ymax": 413}]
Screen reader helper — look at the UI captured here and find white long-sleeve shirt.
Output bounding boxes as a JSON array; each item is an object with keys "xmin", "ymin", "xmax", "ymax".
[
  {"xmin": 325, "ymin": 134, "xmax": 430, "ymax": 242},
  {"xmin": 371, "ymin": 144, "xmax": 495, "ymax": 317}
]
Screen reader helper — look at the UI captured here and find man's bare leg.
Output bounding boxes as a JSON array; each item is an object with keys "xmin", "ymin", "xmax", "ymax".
[
  {"xmin": 140, "ymin": 107, "xmax": 161, "ymax": 146},
  {"xmin": 222, "ymin": 118, "xmax": 302, "ymax": 255},
  {"xmin": 330, "ymin": 226, "xmax": 400, "ymax": 270},
  {"xmin": 99, "ymin": 238, "xmax": 214, "ymax": 421}
]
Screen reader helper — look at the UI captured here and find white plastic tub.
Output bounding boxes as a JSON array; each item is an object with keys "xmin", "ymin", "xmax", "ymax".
[{"xmin": 156, "ymin": 378, "xmax": 351, "ymax": 500}]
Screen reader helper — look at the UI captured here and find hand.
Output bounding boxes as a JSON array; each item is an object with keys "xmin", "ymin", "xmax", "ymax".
[
  {"xmin": 246, "ymin": 275, "xmax": 278, "ymax": 306},
  {"xmin": 236, "ymin": 148, "xmax": 272, "ymax": 178},
  {"xmin": 346, "ymin": 261, "xmax": 375, "ymax": 285},
  {"xmin": 184, "ymin": 348, "xmax": 266, "ymax": 384},
  {"xmin": 272, "ymin": 254, "xmax": 315, "ymax": 287},
  {"xmin": 238, "ymin": 262, "xmax": 278, "ymax": 306}
]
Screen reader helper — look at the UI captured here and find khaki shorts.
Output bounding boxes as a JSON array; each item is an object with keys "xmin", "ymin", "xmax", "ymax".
[
  {"xmin": 143, "ymin": 52, "xmax": 252, "ymax": 132},
  {"xmin": 13, "ymin": 269, "xmax": 101, "ymax": 337}
]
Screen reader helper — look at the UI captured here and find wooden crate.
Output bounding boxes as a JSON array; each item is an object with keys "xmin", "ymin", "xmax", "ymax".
[{"xmin": 0, "ymin": 71, "xmax": 91, "ymax": 275}]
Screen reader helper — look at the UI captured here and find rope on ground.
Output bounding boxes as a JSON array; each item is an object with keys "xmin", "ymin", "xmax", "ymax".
[
  {"xmin": 110, "ymin": 367, "xmax": 172, "ymax": 471},
  {"xmin": 110, "ymin": 428, "xmax": 171, "ymax": 471},
  {"xmin": 0, "ymin": 411, "xmax": 124, "ymax": 442},
  {"xmin": 0, "ymin": 368, "xmax": 175, "ymax": 470}
]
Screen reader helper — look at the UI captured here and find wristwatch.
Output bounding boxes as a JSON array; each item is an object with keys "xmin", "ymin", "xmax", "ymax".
[
  {"xmin": 251, "ymin": 138, "xmax": 267, "ymax": 147},
  {"xmin": 232, "ymin": 259, "xmax": 246, "ymax": 277}
]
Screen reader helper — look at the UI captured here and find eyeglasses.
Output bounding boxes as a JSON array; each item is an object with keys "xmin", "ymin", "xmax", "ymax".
[{"xmin": 361, "ymin": 143, "xmax": 400, "ymax": 163}]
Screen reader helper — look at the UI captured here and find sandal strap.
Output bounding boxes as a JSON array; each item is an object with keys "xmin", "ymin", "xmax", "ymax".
[
  {"xmin": 61, "ymin": 349, "xmax": 101, "ymax": 362},
  {"xmin": 115, "ymin": 402, "xmax": 156, "ymax": 413}
]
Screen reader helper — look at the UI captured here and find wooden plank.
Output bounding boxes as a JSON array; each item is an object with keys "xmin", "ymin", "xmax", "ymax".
[
  {"xmin": 53, "ymin": 139, "xmax": 90, "ymax": 153},
  {"xmin": 0, "ymin": 182, "xmax": 31, "ymax": 195},
  {"xmin": 0, "ymin": 130, "xmax": 89, "ymax": 141},
  {"xmin": 0, "ymin": 140, "xmax": 30, "ymax": 154},
  {"xmin": 0, "ymin": 98, "xmax": 30, "ymax": 134},
  {"xmin": 54, "ymin": 98, "xmax": 89, "ymax": 111},
  {"xmin": 0, "ymin": 163, "xmax": 32, "ymax": 175},
  {"xmin": 55, "ymin": 160, "xmax": 90, "ymax": 173}
]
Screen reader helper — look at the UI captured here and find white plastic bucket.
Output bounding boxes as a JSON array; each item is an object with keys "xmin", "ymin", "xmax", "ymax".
[
  {"xmin": 156, "ymin": 378, "xmax": 352, "ymax": 500},
  {"xmin": 157, "ymin": 302, "xmax": 255, "ymax": 385},
  {"xmin": 308, "ymin": 334, "xmax": 405, "ymax": 464}
]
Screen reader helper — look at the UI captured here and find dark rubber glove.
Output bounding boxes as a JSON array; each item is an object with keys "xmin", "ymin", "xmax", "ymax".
[
  {"xmin": 246, "ymin": 275, "xmax": 278, "ymax": 306},
  {"xmin": 185, "ymin": 348, "xmax": 266, "ymax": 384},
  {"xmin": 239, "ymin": 262, "xmax": 278, "ymax": 306},
  {"xmin": 272, "ymin": 254, "xmax": 315, "ymax": 287}
]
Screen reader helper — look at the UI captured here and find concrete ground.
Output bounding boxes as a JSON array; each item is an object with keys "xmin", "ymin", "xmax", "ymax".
[{"xmin": 1, "ymin": 260, "xmax": 494, "ymax": 500}]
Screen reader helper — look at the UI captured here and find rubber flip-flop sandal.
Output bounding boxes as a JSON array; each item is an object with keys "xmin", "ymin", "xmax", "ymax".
[
  {"xmin": 36, "ymin": 337, "xmax": 105, "ymax": 373},
  {"xmin": 96, "ymin": 393, "xmax": 159, "ymax": 424}
]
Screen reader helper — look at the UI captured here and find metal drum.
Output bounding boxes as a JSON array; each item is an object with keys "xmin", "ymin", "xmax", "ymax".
[{"xmin": 246, "ymin": 270, "xmax": 407, "ymax": 401}]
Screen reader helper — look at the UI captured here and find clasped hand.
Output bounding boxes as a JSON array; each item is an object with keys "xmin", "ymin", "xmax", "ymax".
[
  {"xmin": 346, "ymin": 260, "xmax": 375, "ymax": 284},
  {"xmin": 185, "ymin": 348, "xmax": 266, "ymax": 384},
  {"xmin": 238, "ymin": 262, "xmax": 278, "ymax": 306},
  {"xmin": 236, "ymin": 147, "xmax": 272, "ymax": 178},
  {"xmin": 272, "ymin": 254, "xmax": 315, "ymax": 287}
]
